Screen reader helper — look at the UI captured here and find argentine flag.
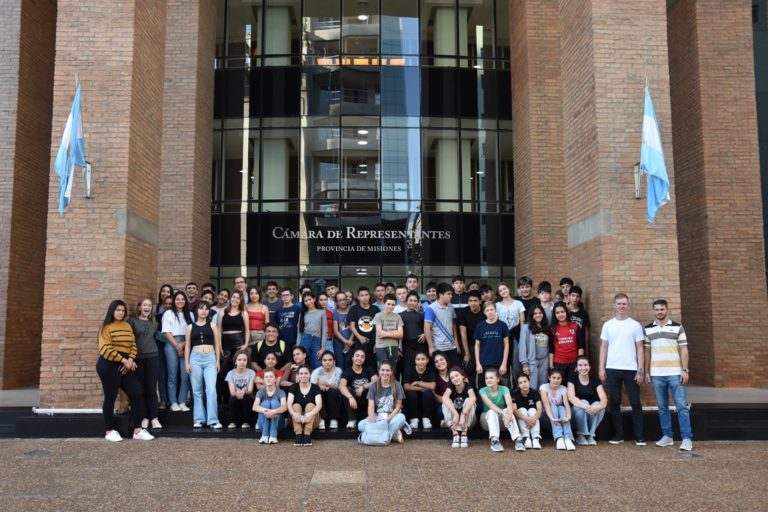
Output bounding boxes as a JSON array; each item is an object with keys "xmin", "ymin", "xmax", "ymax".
[
  {"xmin": 54, "ymin": 81, "xmax": 87, "ymax": 215},
  {"xmin": 640, "ymin": 82, "xmax": 669, "ymax": 223}
]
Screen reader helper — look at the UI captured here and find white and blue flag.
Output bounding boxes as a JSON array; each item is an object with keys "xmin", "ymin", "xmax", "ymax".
[
  {"xmin": 54, "ymin": 80, "xmax": 87, "ymax": 215},
  {"xmin": 640, "ymin": 82, "xmax": 669, "ymax": 223}
]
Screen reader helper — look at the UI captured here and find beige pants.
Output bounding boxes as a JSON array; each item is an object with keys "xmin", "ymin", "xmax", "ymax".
[
  {"xmin": 292, "ymin": 403, "xmax": 320, "ymax": 435},
  {"xmin": 441, "ymin": 403, "xmax": 477, "ymax": 432}
]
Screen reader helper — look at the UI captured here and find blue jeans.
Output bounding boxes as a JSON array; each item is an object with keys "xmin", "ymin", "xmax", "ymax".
[
  {"xmin": 164, "ymin": 335, "xmax": 190, "ymax": 404},
  {"xmin": 572, "ymin": 399, "xmax": 605, "ymax": 436},
  {"xmin": 549, "ymin": 404, "xmax": 574, "ymax": 440},
  {"xmin": 652, "ymin": 375, "xmax": 693, "ymax": 440},
  {"xmin": 333, "ymin": 339, "xmax": 349, "ymax": 370},
  {"xmin": 190, "ymin": 351, "xmax": 219, "ymax": 425},
  {"xmin": 358, "ymin": 412, "xmax": 406, "ymax": 442},
  {"xmin": 257, "ymin": 394, "xmax": 285, "ymax": 438},
  {"xmin": 300, "ymin": 334, "xmax": 323, "ymax": 370}
]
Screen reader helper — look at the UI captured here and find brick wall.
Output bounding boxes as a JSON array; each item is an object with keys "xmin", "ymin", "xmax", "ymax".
[
  {"xmin": 668, "ymin": 0, "xmax": 767, "ymax": 386},
  {"xmin": 0, "ymin": 0, "xmax": 56, "ymax": 389},
  {"xmin": 39, "ymin": 0, "xmax": 166, "ymax": 408},
  {"xmin": 559, "ymin": 0, "xmax": 681, "ymax": 362},
  {"xmin": 158, "ymin": 0, "xmax": 215, "ymax": 289},
  {"xmin": 510, "ymin": 0, "xmax": 569, "ymax": 285}
]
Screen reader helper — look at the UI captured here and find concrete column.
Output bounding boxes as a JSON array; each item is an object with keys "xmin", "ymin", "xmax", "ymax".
[
  {"xmin": 40, "ymin": 0, "xmax": 167, "ymax": 407},
  {"xmin": 510, "ymin": 0, "xmax": 568, "ymax": 283},
  {"xmin": 158, "ymin": 0, "xmax": 216, "ymax": 287},
  {"xmin": 559, "ymin": 0, "xmax": 681, "ymax": 356},
  {"xmin": 0, "ymin": 0, "xmax": 56, "ymax": 389},
  {"xmin": 668, "ymin": 0, "xmax": 767, "ymax": 386}
]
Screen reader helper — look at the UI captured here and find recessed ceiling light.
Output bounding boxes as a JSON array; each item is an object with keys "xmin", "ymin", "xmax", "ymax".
[
  {"xmin": 357, "ymin": 129, "xmax": 368, "ymax": 135},
  {"xmin": 357, "ymin": 140, "xmax": 368, "ymax": 145},
  {"xmin": 358, "ymin": 14, "xmax": 369, "ymax": 21}
]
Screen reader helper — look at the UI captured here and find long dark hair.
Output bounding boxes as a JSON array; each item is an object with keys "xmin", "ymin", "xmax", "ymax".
[
  {"xmin": 171, "ymin": 290, "xmax": 194, "ymax": 325},
  {"xmin": 526, "ymin": 304, "xmax": 550, "ymax": 335},
  {"xmin": 298, "ymin": 292, "xmax": 316, "ymax": 333},
  {"xmin": 101, "ymin": 299, "xmax": 127, "ymax": 335},
  {"xmin": 157, "ymin": 283, "xmax": 173, "ymax": 304}
]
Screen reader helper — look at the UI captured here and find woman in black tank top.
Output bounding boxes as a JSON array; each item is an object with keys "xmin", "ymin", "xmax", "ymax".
[
  {"xmin": 185, "ymin": 302, "xmax": 222, "ymax": 429},
  {"xmin": 216, "ymin": 290, "xmax": 250, "ymax": 402}
]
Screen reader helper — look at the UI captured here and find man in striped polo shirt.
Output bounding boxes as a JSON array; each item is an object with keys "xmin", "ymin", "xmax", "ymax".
[{"xmin": 643, "ymin": 299, "xmax": 693, "ymax": 451}]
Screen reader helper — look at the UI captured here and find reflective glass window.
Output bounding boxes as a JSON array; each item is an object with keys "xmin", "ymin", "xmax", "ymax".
[
  {"xmin": 303, "ymin": 66, "xmax": 341, "ymax": 120},
  {"xmin": 341, "ymin": 127, "xmax": 379, "ymax": 210},
  {"xmin": 381, "ymin": 66, "xmax": 419, "ymax": 117},
  {"xmin": 303, "ymin": 0, "xmax": 341, "ymax": 56},
  {"xmin": 259, "ymin": 128, "xmax": 299, "ymax": 211},
  {"xmin": 342, "ymin": 0, "xmax": 379, "ymax": 55},
  {"xmin": 422, "ymin": 129, "xmax": 462, "ymax": 211},
  {"xmin": 382, "ymin": 0, "xmax": 419, "ymax": 54},
  {"xmin": 264, "ymin": 0, "xmax": 300, "ymax": 62},
  {"xmin": 340, "ymin": 66, "xmax": 380, "ymax": 117},
  {"xmin": 381, "ymin": 128, "xmax": 421, "ymax": 211},
  {"xmin": 460, "ymin": 0, "xmax": 494, "ymax": 62},
  {"xmin": 225, "ymin": 0, "xmax": 262, "ymax": 66},
  {"xmin": 302, "ymin": 127, "xmax": 340, "ymax": 212}
]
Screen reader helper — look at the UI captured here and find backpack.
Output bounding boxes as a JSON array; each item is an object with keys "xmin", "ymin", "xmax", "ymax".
[
  {"xmin": 256, "ymin": 340, "xmax": 286, "ymax": 356},
  {"xmin": 357, "ymin": 419, "xmax": 391, "ymax": 446}
]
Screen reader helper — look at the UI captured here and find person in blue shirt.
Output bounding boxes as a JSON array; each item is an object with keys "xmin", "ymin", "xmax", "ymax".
[{"xmin": 275, "ymin": 288, "xmax": 301, "ymax": 348}]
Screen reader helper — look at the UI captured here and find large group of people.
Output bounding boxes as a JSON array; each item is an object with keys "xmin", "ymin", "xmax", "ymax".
[{"xmin": 96, "ymin": 274, "xmax": 693, "ymax": 452}]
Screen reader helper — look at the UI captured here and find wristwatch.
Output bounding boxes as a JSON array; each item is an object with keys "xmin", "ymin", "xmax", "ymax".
[{"xmin": 681, "ymin": 368, "xmax": 689, "ymax": 373}]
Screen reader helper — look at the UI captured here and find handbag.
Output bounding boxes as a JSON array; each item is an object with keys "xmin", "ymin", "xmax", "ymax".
[{"xmin": 357, "ymin": 419, "xmax": 391, "ymax": 446}]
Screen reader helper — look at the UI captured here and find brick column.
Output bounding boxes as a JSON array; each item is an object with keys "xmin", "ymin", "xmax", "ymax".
[
  {"xmin": 559, "ymin": 0, "xmax": 681, "ymax": 355},
  {"xmin": 158, "ymin": 0, "xmax": 215, "ymax": 287},
  {"xmin": 0, "ymin": 0, "xmax": 56, "ymax": 389},
  {"xmin": 39, "ymin": 0, "xmax": 166, "ymax": 407},
  {"xmin": 510, "ymin": 0, "xmax": 568, "ymax": 283},
  {"xmin": 668, "ymin": 0, "xmax": 767, "ymax": 387}
]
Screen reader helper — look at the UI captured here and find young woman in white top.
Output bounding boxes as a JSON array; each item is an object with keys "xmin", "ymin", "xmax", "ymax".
[
  {"xmin": 540, "ymin": 368, "xmax": 575, "ymax": 450},
  {"xmin": 310, "ymin": 351, "xmax": 343, "ymax": 430},
  {"xmin": 495, "ymin": 282, "xmax": 526, "ymax": 379},
  {"xmin": 162, "ymin": 290, "xmax": 193, "ymax": 412}
]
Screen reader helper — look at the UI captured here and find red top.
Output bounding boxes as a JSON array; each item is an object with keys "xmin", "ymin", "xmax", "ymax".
[
  {"xmin": 551, "ymin": 322, "xmax": 581, "ymax": 364},
  {"xmin": 248, "ymin": 310, "xmax": 266, "ymax": 331},
  {"xmin": 325, "ymin": 309, "xmax": 333, "ymax": 339}
]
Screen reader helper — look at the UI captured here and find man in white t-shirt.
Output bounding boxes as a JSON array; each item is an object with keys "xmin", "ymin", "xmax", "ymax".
[{"xmin": 599, "ymin": 293, "xmax": 645, "ymax": 446}]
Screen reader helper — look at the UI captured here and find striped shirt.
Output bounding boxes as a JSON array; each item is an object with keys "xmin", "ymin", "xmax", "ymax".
[
  {"xmin": 644, "ymin": 319, "xmax": 687, "ymax": 376},
  {"xmin": 98, "ymin": 321, "xmax": 137, "ymax": 362}
]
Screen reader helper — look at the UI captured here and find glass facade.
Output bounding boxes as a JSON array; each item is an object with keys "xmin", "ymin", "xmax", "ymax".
[{"xmin": 212, "ymin": 0, "xmax": 514, "ymax": 290}]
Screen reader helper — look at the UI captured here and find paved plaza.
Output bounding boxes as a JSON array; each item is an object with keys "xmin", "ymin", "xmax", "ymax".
[{"xmin": 0, "ymin": 437, "xmax": 764, "ymax": 511}]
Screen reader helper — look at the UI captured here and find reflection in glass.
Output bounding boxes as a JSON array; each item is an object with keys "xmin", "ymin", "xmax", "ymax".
[
  {"xmin": 340, "ymin": 66, "xmax": 380, "ymax": 117},
  {"xmin": 303, "ymin": 66, "xmax": 341, "ymax": 120},
  {"xmin": 259, "ymin": 129, "xmax": 299, "ymax": 211},
  {"xmin": 382, "ymin": 128, "xmax": 421, "ymax": 211},
  {"xmin": 341, "ymin": 127, "xmax": 379, "ymax": 210},
  {"xmin": 342, "ymin": 0, "xmax": 379, "ymax": 54},
  {"xmin": 303, "ymin": 0, "xmax": 341, "ymax": 56},
  {"xmin": 219, "ymin": 130, "xmax": 258, "ymax": 212},
  {"xmin": 422, "ymin": 129, "xmax": 466, "ymax": 212},
  {"xmin": 264, "ymin": 0, "xmax": 300, "ymax": 64},
  {"xmin": 382, "ymin": 0, "xmax": 419, "ymax": 54},
  {"xmin": 462, "ymin": 130, "xmax": 498, "ymax": 212},
  {"xmin": 302, "ymin": 127, "xmax": 340, "ymax": 212},
  {"xmin": 496, "ymin": 0, "xmax": 511, "ymax": 60},
  {"xmin": 225, "ymin": 0, "xmax": 261, "ymax": 67},
  {"xmin": 498, "ymin": 130, "xmax": 513, "ymax": 212},
  {"xmin": 461, "ymin": 0, "xmax": 494, "ymax": 62},
  {"xmin": 381, "ymin": 66, "xmax": 419, "ymax": 117}
]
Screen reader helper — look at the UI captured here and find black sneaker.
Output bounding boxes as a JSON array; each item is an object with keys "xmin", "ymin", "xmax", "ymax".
[
  {"xmin": 635, "ymin": 439, "xmax": 647, "ymax": 446},
  {"xmin": 294, "ymin": 435, "xmax": 303, "ymax": 446},
  {"xmin": 608, "ymin": 437, "xmax": 624, "ymax": 445},
  {"xmin": 304, "ymin": 434, "xmax": 313, "ymax": 446}
]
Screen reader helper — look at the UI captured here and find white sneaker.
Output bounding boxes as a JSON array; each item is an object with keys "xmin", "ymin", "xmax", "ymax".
[
  {"xmin": 565, "ymin": 438, "xmax": 576, "ymax": 451},
  {"xmin": 105, "ymin": 430, "xmax": 123, "ymax": 442},
  {"xmin": 679, "ymin": 439, "xmax": 693, "ymax": 451},
  {"xmin": 410, "ymin": 418, "xmax": 419, "ymax": 429},
  {"xmin": 227, "ymin": 423, "xmax": 237, "ymax": 429},
  {"xmin": 575, "ymin": 434, "xmax": 588, "ymax": 446},
  {"xmin": 524, "ymin": 437, "xmax": 532, "ymax": 449},
  {"xmin": 150, "ymin": 419, "xmax": 162, "ymax": 429},
  {"xmin": 515, "ymin": 441, "xmax": 526, "ymax": 451},
  {"xmin": 656, "ymin": 435, "xmax": 674, "ymax": 447},
  {"xmin": 329, "ymin": 419, "xmax": 338, "ymax": 430},
  {"xmin": 170, "ymin": 402, "xmax": 181, "ymax": 412},
  {"xmin": 440, "ymin": 419, "xmax": 448, "ymax": 428},
  {"xmin": 460, "ymin": 435, "xmax": 469, "ymax": 448},
  {"xmin": 532, "ymin": 438, "xmax": 542, "ymax": 449},
  {"xmin": 268, "ymin": 436, "xmax": 278, "ymax": 444},
  {"xmin": 346, "ymin": 420, "xmax": 357, "ymax": 430},
  {"xmin": 422, "ymin": 418, "xmax": 432, "ymax": 429},
  {"xmin": 587, "ymin": 435, "xmax": 597, "ymax": 446},
  {"xmin": 490, "ymin": 438, "xmax": 504, "ymax": 452},
  {"xmin": 192, "ymin": 422, "xmax": 202, "ymax": 428},
  {"xmin": 259, "ymin": 435, "xmax": 269, "ymax": 444},
  {"xmin": 556, "ymin": 437, "xmax": 566, "ymax": 450},
  {"xmin": 394, "ymin": 430, "xmax": 404, "ymax": 443},
  {"xmin": 132, "ymin": 429, "xmax": 155, "ymax": 441},
  {"xmin": 178, "ymin": 403, "xmax": 190, "ymax": 412},
  {"xmin": 141, "ymin": 419, "xmax": 149, "ymax": 429},
  {"xmin": 318, "ymin": 419, "xmax": 326, "ymax": 430},
  {"xmin": 451, "ymin": 435, "xmax": 461, "ymax": 448},
  {"xmin": 210, "ymin": 423, "xmax": 223, "ymax": 429},
  {"xmin": 241, "ymin": 423, "xmax": 250, "ymax": 429}
]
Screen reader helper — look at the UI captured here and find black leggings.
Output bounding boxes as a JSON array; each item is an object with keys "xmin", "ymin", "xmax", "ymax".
[
  {"xmin": 135, "ymin": 356, "xmax": 160, "ymax": 419},
  {"xmin": 228, "ymin": 394, "xmax": 255, "ymax": 425},
  {"xmin": 320, "ymin": 388, "xmax": 343, "ymax": 421},
  {"xmin": 405, "ymin": 389, "xmax": 435, "ymax": 421},
  {"xmin": 96, "ymin": 358, "xmax": 144, "ymax": 431}
]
